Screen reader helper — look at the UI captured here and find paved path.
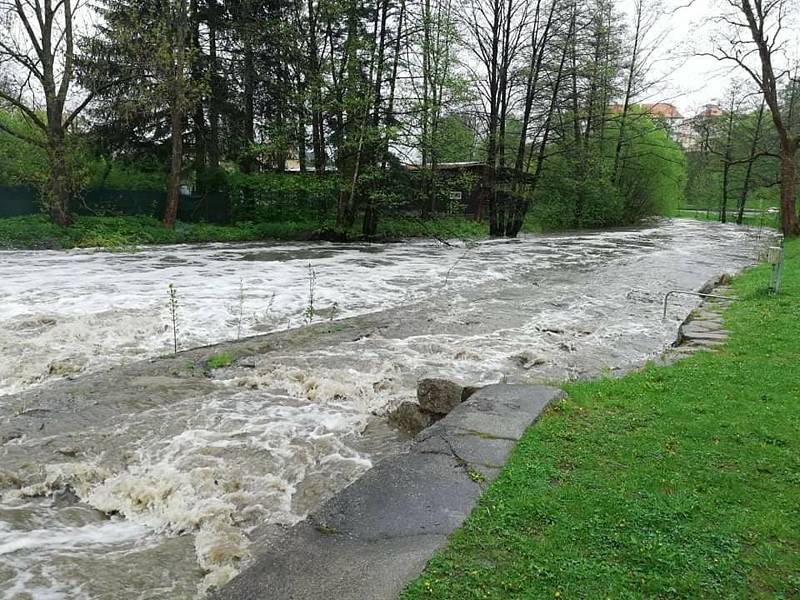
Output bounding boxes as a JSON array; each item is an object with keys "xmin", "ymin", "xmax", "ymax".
[{"xmin": 216, "ymin": 384, "xmax": 564, "ymax": 600}]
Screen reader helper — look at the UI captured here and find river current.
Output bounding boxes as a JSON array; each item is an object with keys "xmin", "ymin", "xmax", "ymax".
[{"xmin": 0, "ymin": 220, "xmax": 771, "ymax": 598}]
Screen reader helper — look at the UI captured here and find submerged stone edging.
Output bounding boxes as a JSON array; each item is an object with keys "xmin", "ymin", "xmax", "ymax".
[
  {"xmin": 215, "ymin": 384, "xmax": 564, "ymax": 600},
  {"xmin": 660, "ymin": 275, "xmax": 734, "ymax": 364}
]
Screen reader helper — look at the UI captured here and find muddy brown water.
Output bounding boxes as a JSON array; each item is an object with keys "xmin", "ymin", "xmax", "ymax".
[{"xmin": 0, "ymin": 219, "xmax": 774, "ymax": 598}]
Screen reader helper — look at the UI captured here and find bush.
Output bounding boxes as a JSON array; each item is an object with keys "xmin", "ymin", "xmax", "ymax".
[
  {"xmin": 87, "ymin": 158, "xmax": 167, "ymax": 192},
  {"xmin": 0, "ymin": 215, "xmax": 63, "ymax": 248},
  {"xmin": 225, "ymin": 172, "xmax": 342, "ymax": 223},
  {"xmin": 531, "ymin": 113, "xmax": 686, "ymax": 230}
]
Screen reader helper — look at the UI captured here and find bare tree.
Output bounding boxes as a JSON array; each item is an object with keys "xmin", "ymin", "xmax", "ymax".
[
  {"xmin": 737, "ymin": 98, "xmax": 767, "ymax": 224},
  {"xmin": 704, "ymin": 0, "xmax": 800, "ymax": 235},
  {"xmin": 464, "ymin": 0, "xmax": 530, "ymax": 235},
  {"xmin": 0, "ymin": 0, "xmax": 92, "ymax": 226}
]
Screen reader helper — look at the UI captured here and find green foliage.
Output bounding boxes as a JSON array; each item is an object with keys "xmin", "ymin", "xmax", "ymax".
[
  {"xmin": 0, "ymin": 214, "xmax": 494, "ymax": 249},
  {"xmin": 433, "ymin": 115, "xmax": 478, "ymax": 163},
  {"xmin": 616, "ymin": 114, "xmax": 687, "ymax": 220},
  {"xmin": 0, "ymin": 111, "xmax": 48, "ymax": 186},
  {"xmin": 685, "ymin": 150, "xmax": 722, "ymax": 211},
  {"xmin": 676, "ymin": 209, "xmax": 780, "ymax": 229},
  {"xmin": 683, "ymin": 103, "xmax": 779, "ymax": 218},
  {"xmin": 403, "ymin": 240, "xmax": 800, "ymax": 599},
  {"xmin": 532, "ymin": 114, "xmax": 686, "ymax": 230},
  {"xmin": 225, "ymin": 172, "xmax": 342, "ymax": 222},
  {"xmin": 0, "ymin": 216, "xmax": 63, "ymax": 249},
  {"xmin": 376, "ymin": 216, "xmax": 486, "ymax": 240},
  {"xmin": 86, "ymin": 158, "xmax": 167, "ymax": 192},
  {"xmin": 1, "ymin": 110, "xmax": 166, "ymax": 194}
]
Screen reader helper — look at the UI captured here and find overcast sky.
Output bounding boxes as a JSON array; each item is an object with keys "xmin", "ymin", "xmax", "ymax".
[{"xmin": 617, "ymin": 0, "xmax": 746, "ymax": 117}]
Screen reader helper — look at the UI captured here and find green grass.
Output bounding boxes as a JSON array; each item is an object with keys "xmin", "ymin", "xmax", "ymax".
[
  {"xmin": 402, "ymin": 239, "xmax": 800, "ymax": 599},
  {"xmin": 0, "ymin": 215, "xmax": 330, "ymax": 249},
  {"xmin": 205, "ymin": 352, "xmax": 235, "ymax": 370},
  {"xmin": 0, "ymin": 214, "xmax": 497, "ymax": 250},
  {"xmin": 676, "ymin": 209, "xmax": 780, "ymax": 229},
  {"xmin": 376, "ymin": 216, "xmax": 488, "ymax": 240}
]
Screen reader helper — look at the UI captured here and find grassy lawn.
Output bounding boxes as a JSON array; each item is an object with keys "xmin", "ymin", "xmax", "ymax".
[
  {"xmin": 675, "ymin": 209, "xmax": 780, "ymax": 229},
  {"xmin": 402, "ymin": 239, "xmax": 800, "ymax": 599}
]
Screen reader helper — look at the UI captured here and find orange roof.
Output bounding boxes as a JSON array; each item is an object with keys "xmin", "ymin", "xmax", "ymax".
[
  {"xmin": 608, "ymin": 103, "xmax": 683, "ymax": 119},
  {"xmin": 642, "ymin": 103, "xmax": 683, "ymax": 119},
  {"xmin": 697, "ymin": 104, "xmax": 724, "ymax": 118}
]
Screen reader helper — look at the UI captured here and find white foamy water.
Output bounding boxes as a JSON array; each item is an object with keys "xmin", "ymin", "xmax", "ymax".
[
  {"xmin": 0, "ymin": 238, "xmax": 532, "ymax": 395},
  {"xmin": 0, "ymin": 220, "xmax": 772, "ymax": 598}
]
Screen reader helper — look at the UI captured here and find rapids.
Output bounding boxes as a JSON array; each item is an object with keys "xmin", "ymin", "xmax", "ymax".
[{"xmin": 0, "ymin": 219, "xmax": 773, "ymax": 598}]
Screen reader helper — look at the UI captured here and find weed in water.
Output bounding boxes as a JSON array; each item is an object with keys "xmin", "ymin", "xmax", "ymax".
[
  {"xmin": 167, "ymin": 283, "xmax": 179, "ymax": 355},
  {"xmin": 234, "ymin": 278, "xmax": 246, "ymax": 340},
  {"xmin": 303, "ymin": 263, "xmax": 317, "ymax": 324},
  {"xmin": 254, "ymin": 291, "xmax": 276, "ymax": 330}
]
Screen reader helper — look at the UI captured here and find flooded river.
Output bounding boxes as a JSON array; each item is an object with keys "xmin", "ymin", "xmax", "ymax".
[{"xmin": 0, "ymin": 220, "xmax": 770, "ymax": 598}]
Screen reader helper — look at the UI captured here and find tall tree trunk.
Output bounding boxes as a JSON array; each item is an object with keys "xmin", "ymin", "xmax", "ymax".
[
  {"xmin": 165, "ymin": 1, "xmax": 188, "ymax": 229},
  {"xmin": 165, "ymin": 103, "xmax": 184, "ymax": 229},
  {"xmin": 720, "ymin": 100, "xmax": 735, "ymax": 223},
  {"xmin": 506, "ymin": 2, "xmax": 555, "ymax": 237},
  {"xmin": 484, "ymin": 0, "xmax": 502, "ymax": 237},
  {"xmin": 207, "ymin": 13, "xmax": 221, "ymax": 172},
  {"xmin": 241, "ymin": 40, "xmax": 257, "ymax": 173},
  {"xmin": 738, "ymin": 1, "xmax": 800, "ymax": 235},
  {"xmin": 306, "ymin": 0, "xmax": 326, "ymax": 175},
  {"xmin": 613, "ymin": 0, "xmax": 642, "ymax": 183},
  {"xmin": 737, "ymin": 101, "xmax": 765, "ymax": 225},
  {"xmin": 382, "ymin": 0, "xmax": 405, "ymax": 168},
  {"xmin": 190, "ymin": 0, "xmax": 207, "ymax": 184},
  {"xmin": 47, "ymin": 128, "xmax": 72, "ymax": 227},
  {"xmin": 778, "ymin": 139, "xmax": 799, "ymax": 234}
]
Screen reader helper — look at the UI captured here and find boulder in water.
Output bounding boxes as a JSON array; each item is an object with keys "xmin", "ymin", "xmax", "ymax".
[
  {"xmin": 388, "ymin": 402, "xmax": 435, "ymax": 436},
  {"xmin": 417, "ymin": 378, "xmax": 464, "ymax": 415}
]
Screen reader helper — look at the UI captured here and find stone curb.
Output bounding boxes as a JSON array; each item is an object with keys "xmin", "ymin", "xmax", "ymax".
[{"xmin": 215, "ymin": 384, "xmax": 564, "ymax": 600}]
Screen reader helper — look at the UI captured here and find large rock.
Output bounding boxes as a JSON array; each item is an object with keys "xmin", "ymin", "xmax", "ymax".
[
  {"xmin": 417, "ymin": 378, "xmax": 464, "ymax": 415},
  {"xmin": 388, "ymin": 402, "xmax": 435, "ymax": 436}
]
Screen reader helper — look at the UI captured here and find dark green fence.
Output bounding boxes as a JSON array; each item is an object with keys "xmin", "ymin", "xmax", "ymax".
[
  {"xmin": 1, "ymin": 186, "xmax": 231, "ymax": 224},
  {"xmin": 0, "ymin": 186, "xmax": 39, "ymax": 217}
]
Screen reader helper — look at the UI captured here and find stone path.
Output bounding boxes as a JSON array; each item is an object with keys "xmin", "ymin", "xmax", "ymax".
[
  {"xmin": 215, "ymin": 384, "xmax": 564, "ymax": 600},
  {"xmin": 661, "ymin": 282, "xmax": 734, "ymax": 363}
]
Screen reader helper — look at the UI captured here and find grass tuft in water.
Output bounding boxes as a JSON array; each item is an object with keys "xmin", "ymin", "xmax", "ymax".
[{"xmin": 206, "ymin": 352, "xmax": 235, "ymax": 370}]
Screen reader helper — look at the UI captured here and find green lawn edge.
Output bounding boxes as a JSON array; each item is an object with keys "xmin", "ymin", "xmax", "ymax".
[{"xmin": 402, "ymin": 239, "xmax": 799, "ymax": 599}]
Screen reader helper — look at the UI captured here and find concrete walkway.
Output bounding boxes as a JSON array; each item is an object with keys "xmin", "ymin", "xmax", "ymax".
[{"xmin": 215, "ymin": 384, "xmax": 564, "ymax": 600}]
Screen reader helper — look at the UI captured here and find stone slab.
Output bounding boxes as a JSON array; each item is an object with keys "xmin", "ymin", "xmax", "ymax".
[{"xmin": 216, "ymin": 384, "xmax": 563, "ymax": 600}]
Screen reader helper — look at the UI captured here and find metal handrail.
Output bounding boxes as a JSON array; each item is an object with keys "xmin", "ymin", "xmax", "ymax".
[{"xmin": 662, "ymin": 290, "xmax": 737, "ymax": 319}]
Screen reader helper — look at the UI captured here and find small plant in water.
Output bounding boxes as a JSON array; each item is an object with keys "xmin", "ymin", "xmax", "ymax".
[
  {"xmin": 303, "ymin": 263, "xmax": 317, "ymax": 324},
  {"xmin": 235, "ymin": 278, "xmax": 245, "ymax": 340},
  {"xmin": 167, "ymin": 283, "xmax": 179, "ymax": 355},
  {"xmin": 253, "ymin": 292, "xmax": 276, "ymax": 328}
]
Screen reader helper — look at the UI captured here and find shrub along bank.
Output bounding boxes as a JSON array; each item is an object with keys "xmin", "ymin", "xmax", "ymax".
[
  {"xmin": 402, "ymin": 239, "xmax": 800, "ymax": 598},
  {"xmin": 0, "ymin": 214, "xmax": 490, "ymax": 250}
]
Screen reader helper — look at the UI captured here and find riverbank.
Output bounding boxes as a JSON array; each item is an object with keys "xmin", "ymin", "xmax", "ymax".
[
  {"xmin": 676, "ymin": 208, "xmax": 780, "ymax": 229},
  {"xmin": 0, "ymin": 214, "xmax": 490, "ymax": 250},
  {"xmin": 402, "ymin": 238, "xmax": 799, "ymax": 598}
]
